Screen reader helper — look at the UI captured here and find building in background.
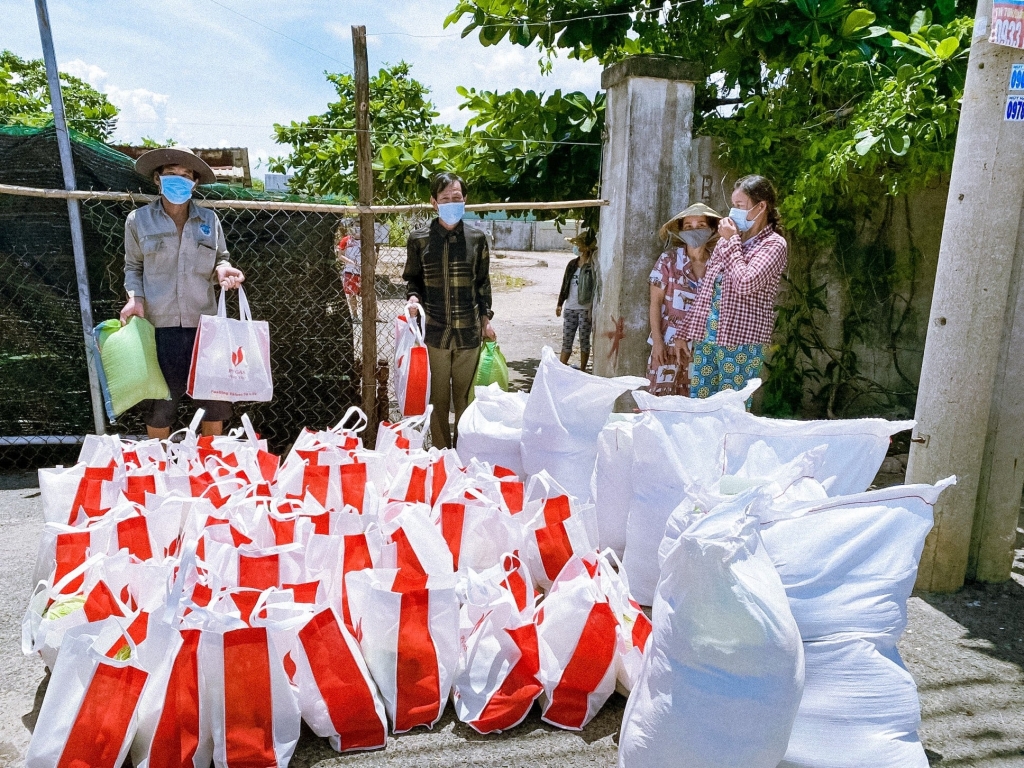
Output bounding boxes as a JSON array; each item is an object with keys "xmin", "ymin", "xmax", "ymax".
[
  {"xmin": 264, "ymin": 172, "xmax": 294, "ymax": 192},
  {"xmin": 114, "ymin": 145, "xmax": 252, "ymax": 188}
]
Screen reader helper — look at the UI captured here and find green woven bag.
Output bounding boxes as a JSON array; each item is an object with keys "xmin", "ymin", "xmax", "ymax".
[
  {"xmin": 96, "ymin": 317, "xmax": 169, "ymax": 416},
  {"xmin": 469, "ymin": 341, "xmax": 510, "ymax": 403}
]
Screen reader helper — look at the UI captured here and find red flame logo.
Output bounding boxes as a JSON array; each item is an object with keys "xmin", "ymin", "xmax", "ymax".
[{"xmin": 231, "ymin": 346, "xmax": 244, "ymax": 367}]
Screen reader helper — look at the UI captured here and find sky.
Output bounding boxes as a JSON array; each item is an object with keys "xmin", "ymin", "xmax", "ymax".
[{"xmin": 2, "ymin": 0, "xmax": 604, "ymax": 177}]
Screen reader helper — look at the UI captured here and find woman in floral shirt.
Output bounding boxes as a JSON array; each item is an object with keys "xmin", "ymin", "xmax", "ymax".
[
  {"xmin": 647, "ymin": 203, "xmax": 722, "ymax": 396},
  {"xmin": 685, "ymin": 175, "xmax": 788, "ymax": 402}
]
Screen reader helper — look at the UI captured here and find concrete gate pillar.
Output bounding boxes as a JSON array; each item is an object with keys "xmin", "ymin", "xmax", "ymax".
[{"xmin": 592, "ymin": 56, "xmax": 702, "ymax": 379}]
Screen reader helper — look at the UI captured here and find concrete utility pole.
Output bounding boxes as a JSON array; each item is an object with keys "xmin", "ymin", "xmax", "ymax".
[
  {"xmin": 352, "ymin": 25, "xmax": 378, "ymax": 446},
  {"xmin": 906, "ymin": 0, "xmax": 1024, "ymax": 591},
  {"xmin": 34, "ymin": 0, "xmax": 106, "ymax": 435}
]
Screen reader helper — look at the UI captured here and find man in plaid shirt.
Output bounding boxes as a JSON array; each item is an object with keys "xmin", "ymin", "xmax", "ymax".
[
  {"xmin": 684, "ymin": 175, "xmax": 788, "ymax": 401},
  {"xmin": 404, "ymin": 172, "xmax": 496, "ymax": 448}
]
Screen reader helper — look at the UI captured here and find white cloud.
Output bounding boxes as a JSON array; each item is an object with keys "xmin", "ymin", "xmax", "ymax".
[{"xmin": 61, "ymin": 59, "xmax": 175, "ymax": 142}]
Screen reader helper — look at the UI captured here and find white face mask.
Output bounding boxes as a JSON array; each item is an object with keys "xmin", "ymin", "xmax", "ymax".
[
  {"xmin": 729, "ymin": 202, "xmax": 763, "ymax": 232},
  {"xmin": 437, "ymin": 201, "xmax": 465, "ymax": 226}
]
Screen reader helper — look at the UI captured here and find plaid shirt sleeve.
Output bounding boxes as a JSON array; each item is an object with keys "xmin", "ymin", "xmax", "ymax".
[
  {"xmin": 719, "ymin": 233, "xmax": 787, "ymax": 297},
  {"xmin": 404, "ymin": 235, "xmax": 425, "ymax": 301},
  {"xmin": 474, "ymin": 234, "xmax": 493, "ymax": 320}
]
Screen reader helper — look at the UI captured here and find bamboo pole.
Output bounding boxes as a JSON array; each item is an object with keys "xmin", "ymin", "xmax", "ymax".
[{"xmin": 0, "ymin": 182, "xmax": 607, "ymax": 214}]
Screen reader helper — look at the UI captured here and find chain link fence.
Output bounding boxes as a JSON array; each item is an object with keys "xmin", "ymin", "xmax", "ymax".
[
  {"xmin": 1, "ymin": 192, "xmax": 364, "ymax": 468},
  {"xmin": 0, "ymin": 125, "xmax": 601, "ymax": 471}
]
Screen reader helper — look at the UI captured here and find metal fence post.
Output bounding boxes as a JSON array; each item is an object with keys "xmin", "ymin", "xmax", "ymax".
[
  {"xmin": 352, "ymin": 25, "xmax": 379, "ymax": 446},
  {"xmin": 34, "ymin": 0, "xmax": 106, "ymax": 436}
]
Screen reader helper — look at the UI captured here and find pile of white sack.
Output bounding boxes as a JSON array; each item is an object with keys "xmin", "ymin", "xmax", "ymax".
[
  {"xmin": 457, "ymin": 346, "xmax": 955, "ymax": 768},
  {"xmin": 23, "ymin": 397, "xmax": 651, "ymax": 768}
]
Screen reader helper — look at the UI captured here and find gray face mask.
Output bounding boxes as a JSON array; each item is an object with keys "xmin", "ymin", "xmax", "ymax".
[{"xmin": 678, "ymin": 227, "xmax": 713, "ymax": 248}]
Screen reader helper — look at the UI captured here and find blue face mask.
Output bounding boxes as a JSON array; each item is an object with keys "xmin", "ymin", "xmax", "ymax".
[
  {"xmin": 437, "ymin": 201, "xmax": 465, "ymax": 227},
  {"xmin": 729, "ymin": 205, "xmax": 759, "ymax": 233},
  {"xmin": 160, "ymin": 175, "xmax": 195, "ymax": 205}
]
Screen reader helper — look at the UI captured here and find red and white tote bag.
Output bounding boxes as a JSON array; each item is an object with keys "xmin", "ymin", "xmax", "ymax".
[
  {"xmin": 394, "ymin": 303, "xmax": 431, "ymax": 417},
  {"xmin": 26, "ymin": 619, "xmax": 150, "ymax": 768},
  {"xmin": 345, "ymin": 569, "xmax": 459, "ymax": 733},
  {"xmin": 188, "ymin": 286, "xmax": 273, "ymax": 403},
  {"xmin": 536, "ymin": 556, "xmax": 623, "ymax": 730},
  {"xmin": 290, "ymin": 606, "xmax": 388, "ymax": 752},
  {"xmin": 198, "ymin": 614, "xmax": 301, "ymax": 768}
]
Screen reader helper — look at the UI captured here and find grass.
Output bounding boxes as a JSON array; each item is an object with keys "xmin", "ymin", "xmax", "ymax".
[{"xmin": 491, "ymin": 271, "xmax": 529, "ymax": 291}]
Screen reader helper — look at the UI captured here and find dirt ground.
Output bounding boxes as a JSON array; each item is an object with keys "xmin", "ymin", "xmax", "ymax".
[{"xmin": 1, "ymin": 251, "xmax": 1022, "ymax": 766}]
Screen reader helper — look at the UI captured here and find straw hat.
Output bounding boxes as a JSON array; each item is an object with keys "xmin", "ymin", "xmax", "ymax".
[
  {"xmin": 565, "ymin": 229, "xmax": 598, "ymax": 252},
  {"xmin": 135, "ymin": 146, "xmax": 217, "ymax": 185},
  {"xmin": 658, "ymin": 202, "xmax": 723, "ymax": 242}
]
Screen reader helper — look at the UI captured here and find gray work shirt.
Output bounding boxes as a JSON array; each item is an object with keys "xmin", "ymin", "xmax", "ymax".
[{"xmin": 123, "ymin": 199, "xmax": 231, "ymax": 328}]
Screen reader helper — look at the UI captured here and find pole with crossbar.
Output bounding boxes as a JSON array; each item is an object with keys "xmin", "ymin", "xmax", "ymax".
[
  {"xmin": 34, "ymin": 0, "xmax": 106, "ymax": 436},
  {"xmin": 352, "ymin": 25, "xmax": 379, "ymax": 446}
]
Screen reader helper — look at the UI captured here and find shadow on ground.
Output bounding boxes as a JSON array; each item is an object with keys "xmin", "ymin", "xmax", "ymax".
[
  {"xmin": 289, "ymin": 695, "xmax": 625, "ymax": 767},
  {"xmin": 507, "ymin": 357, "xmax": 540, "ymax": 393},
  {"xmin": 915, "ymin": 509, "xmax": 1024, "ymax": 672}
]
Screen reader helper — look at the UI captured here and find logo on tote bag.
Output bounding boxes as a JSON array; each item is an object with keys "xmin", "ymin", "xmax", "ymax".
[{"xmin": 228, "ymin": 346, "xmax": 249, "ymax": 381}]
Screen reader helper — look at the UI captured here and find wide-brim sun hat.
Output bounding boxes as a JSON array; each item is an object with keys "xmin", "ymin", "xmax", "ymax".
[
  {"xmin": 135, "ymin": 146, "xmax": 217, "ymax": 186},
  {"xmin": 658, "ymin": 202, "xmax": 723, "ymax": 242},
  {"xmin": 565, "ymin": 229, "xmax": 598, "ymax": 251}
]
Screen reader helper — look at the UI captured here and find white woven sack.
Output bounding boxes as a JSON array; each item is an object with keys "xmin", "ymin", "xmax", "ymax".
[
  {"xmin": 457, "ymin": 383, "xmax": 529, "ymax": 477},
  {"xmin": 520, "ymin": 346, "xmax": 646, "ymax": 502},
  {"xmin": 756, "ymin": 478, "xmax": 955, "ymax": 768},
  {"xmin": 589, "ymin": 414, "xmax": 640, "ymax": 558},
  {"xmin": 618, "ymin": 491, "xmax": 804, "ymax": 768}
]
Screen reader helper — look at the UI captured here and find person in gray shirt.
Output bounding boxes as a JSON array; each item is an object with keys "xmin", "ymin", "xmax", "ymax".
[{"xmin": 120, "ymin": 146, "xmax": 245, "ymax": 439}]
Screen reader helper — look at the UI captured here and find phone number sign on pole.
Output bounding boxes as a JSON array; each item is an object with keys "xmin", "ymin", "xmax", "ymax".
[
  {"xmin": 1007, "ymin": 95, "xmax": 1024, "ymax": 120},
  {"xmin": 991, "ymin": 0, "xmax": 1024, "ymax": 48}
]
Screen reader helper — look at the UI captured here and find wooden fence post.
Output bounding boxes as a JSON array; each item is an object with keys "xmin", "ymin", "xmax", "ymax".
[{"xmin": 352, "ymin": 25, "xmax": 379, "ymax": 446}]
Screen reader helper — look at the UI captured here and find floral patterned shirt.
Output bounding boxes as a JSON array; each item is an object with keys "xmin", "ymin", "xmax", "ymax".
[{"xmin": 648, "ymin": 247, "xmax": 701, "ymax": 346}]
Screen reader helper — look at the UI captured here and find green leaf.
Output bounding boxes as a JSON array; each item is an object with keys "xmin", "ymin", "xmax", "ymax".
[
  {"xmin": 896, "ymin": 63, "xmax": 918, "ymax": 83},
  {"xmin": 841, "ymin": 9, "xmax": 876, "ymax": 36},
  {"xmin": 910, "ymin": 9, "xmax": 931, "ymax": 34},
  {"xmin": 891, "ymin": 134, "xmax": 911, "ymax": 156},
  {"xmin": 934, "ymin": 37, "xmax": 959, "ymax": 59},
  {"xmin": 889, "ymin": 30, "xmax": 910, "ymax": 42}
]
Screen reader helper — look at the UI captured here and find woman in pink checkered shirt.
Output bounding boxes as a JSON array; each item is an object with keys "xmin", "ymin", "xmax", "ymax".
[{"xmin": 683, "ymin": 175, "xmax": 788, "ymax": 402}]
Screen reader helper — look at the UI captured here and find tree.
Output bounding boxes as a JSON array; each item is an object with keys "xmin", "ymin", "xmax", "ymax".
[
  {"xmin": 444, "ymin": 0, "xmax": 974, "ymax": 418},
  {"xmin": 269, "ymin": 62, "xmax": 443, "ymax": 200},
  {"xmin": 375, "ymin": 86, "xmax": 604, "ymax": 223},
  {"xmin": 0, "ymin": 50, "xmax": 118, "ymax": 142},
  {"xmin": 271, "ymin": 61, "xmax": 604, "ymax": 227},
  {"xmin": 444, "ymin": 1, "xmax": 971, "ymax": 243}
]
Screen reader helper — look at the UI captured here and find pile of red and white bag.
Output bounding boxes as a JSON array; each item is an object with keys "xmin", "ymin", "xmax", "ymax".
[
  {"xmin": 23, "ymin": 404, "xmax": 651, "ymax": 768},
  {"xmin": 24, "ymin": 343, "xmax": 957, "ymax": 768}
]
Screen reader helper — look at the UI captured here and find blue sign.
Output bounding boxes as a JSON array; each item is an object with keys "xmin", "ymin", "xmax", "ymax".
[
  {"xmin": 1012, "ymin": 64, "xmax": 1024, "ymax": 91},
  {"xmin": 1007, "ymin": 95, "xmax": 1024, "ymax": 121}
]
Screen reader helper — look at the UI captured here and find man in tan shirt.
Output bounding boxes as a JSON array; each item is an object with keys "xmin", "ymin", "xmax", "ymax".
[{"xmin": 120, "ymin": 146, "xmax": 245, "ymax": 439}]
